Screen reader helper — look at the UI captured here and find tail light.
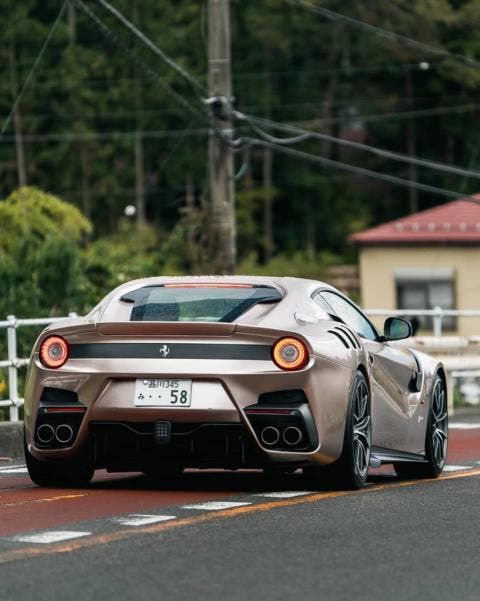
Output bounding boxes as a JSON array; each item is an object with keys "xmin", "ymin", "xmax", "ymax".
[
  {"xmin": 39, "ymin": 336, "xmax": 69, "ymax": 368},
  {"xmin": 272, "ymin": 337, "xmax": 309, "ymax": 371}
]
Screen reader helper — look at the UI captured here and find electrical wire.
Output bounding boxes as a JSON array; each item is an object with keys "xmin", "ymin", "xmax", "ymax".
[
  {"xmin": 0, "ymin": 128, "xmax": 209, "ymax": 144},
  {"xmin": 0, "ymin": 1, "xmax": 68, "ymax": 138},
  {"xmin": 319, "ymin": 102, "xmax": 480, "ymax": 124},
  {"xmin": 237, "ymin": 112, "xmax": 480, "ymax": 181},
  {"xmin": 151, "ymin": 117, "xmax": 199, "ymax": 179},
  {"xmin": 245, "ymin": 137, "xmax": 480, "ymax": 205},
  {"xmin": 287, "ymin": 0, "xmax": 480, "ymax": 70},
  {"xmin": 73, "ymin": 0, "xmax": 207, "ymax": 122},
  {"xmin": 9, "ymin": 100, "xmax": 480, "ymax": 128},
  {"xmin": 96, "ymin": 0, "xmax": 207, "ymax": 98}
]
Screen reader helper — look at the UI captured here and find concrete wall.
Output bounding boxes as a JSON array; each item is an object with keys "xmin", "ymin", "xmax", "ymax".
[
  {"xmin": 0, "ymin": 422, "xmax": 23, "ymax": 459},
  {"xmin": 358, "ymin": 245, "xmax": 480, "ymax": 336}
]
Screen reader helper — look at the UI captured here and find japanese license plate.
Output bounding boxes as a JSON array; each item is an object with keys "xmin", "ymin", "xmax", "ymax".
[{"xmin": 134, "ymin": 379, "xmax": 192, "ymax": 407}]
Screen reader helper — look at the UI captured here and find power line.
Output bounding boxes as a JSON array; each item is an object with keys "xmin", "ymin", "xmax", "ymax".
[
  {"xmin": 151, "ymin": 117, "xmax": 198, "ymax": 180},
  {"xmin": 319, "ymin": 102, "xmax": 480, "ymax": 124},
  {"xmin": 232, "ymin": 60, "xmax": 444, "ymax": 79},
  {"xmin": 237, "ymin": 112, "xmax": 480, "ymax": 181},
  {"xmin": 96, "ymin": 0, "xmax": 207, "ymax": 98},
  {"xmin": 246, "ymin": 137, "xmax": 480, "ymax": 205},
  {"xmin": 0, "ymin": 63, "xmax": 447, "ymax": 90},
  {"xmin": 0, "ymin": 128, "xmax": 209, "ymax": 144},
  {"xmin": 0, "ymin": 1, "xmax": 68, "ymax": 138},
  {"xmin": 287, "ymin": 0, "xmax": 480, "ymax": 70},
  {"xmin": 8, "ymin": 99, "xmax": 480, "ymax": 127},
  {"xmin": 73, "ymin": 0, "xmax": 207, "ymax": 122}
]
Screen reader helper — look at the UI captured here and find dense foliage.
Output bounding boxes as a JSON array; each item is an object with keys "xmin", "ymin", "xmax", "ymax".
[{"xmin": 1, "ymin": 0, "xmax": 480, "ymax": 317}]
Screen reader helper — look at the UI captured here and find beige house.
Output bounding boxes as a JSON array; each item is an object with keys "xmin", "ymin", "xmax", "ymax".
[{"xmin": 350, "ymin": 198, "xmax": 480, "ymax": 336}]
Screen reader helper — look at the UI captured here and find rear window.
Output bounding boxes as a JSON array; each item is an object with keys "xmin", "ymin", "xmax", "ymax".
[{"xmin": 121, "ymin": 284, "xmax": 283, "ymax": 323}]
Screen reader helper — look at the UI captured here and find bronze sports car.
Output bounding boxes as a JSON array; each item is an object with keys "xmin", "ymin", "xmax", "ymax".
[{"xmin": 24, "ymin": 276, "xmax": 448, "ymax": 489}]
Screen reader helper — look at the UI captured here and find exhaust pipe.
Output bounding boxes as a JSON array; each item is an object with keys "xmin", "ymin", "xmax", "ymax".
[
  {"xmin": 260, "ymin": 426, "xmax": 280, "ymax": 446},
  {"xmin": 36, "ymin": 424, "xmax": 55, "ymax": 444},
  {"xmin": 283, "ymin": 426, "xmax": 303, "ymax": 446},
  {"xmin": 55, "ymin": 424, "xmax": 74, "ymax": 444}
]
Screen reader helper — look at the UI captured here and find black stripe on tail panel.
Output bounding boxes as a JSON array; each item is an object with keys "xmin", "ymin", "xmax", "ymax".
[{"xmin": 70, "ymin": 343, "xmax": 272, "ymax": 361}]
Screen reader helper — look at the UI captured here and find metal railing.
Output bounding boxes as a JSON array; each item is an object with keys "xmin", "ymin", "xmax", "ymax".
[
  {"xmin": 0, "ymin": 314, "xmax": 77, "ymax": 421},
  {"xmin": 2, "ymin": 307, "xmax": 480, "ymax": 421}
]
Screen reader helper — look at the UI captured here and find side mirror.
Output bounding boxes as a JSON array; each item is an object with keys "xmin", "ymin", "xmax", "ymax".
[{"xmin": 382, "ymin": 317, "xmax": 412, "ymax": 341}]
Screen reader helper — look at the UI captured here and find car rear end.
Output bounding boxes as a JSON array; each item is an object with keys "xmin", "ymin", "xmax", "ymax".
[{"xmin": 24, "ymin": 280, "xmax": 352, "ymax": 473}]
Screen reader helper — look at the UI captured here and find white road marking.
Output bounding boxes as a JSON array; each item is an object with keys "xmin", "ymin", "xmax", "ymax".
[
  {"xmin": 255, "ymin": 491, "xmax": 313, "ymax": 498},
  {"xmin": 182, "ymin": 501, "xmax": 252, "ymax": 511},
  {"xmin": 112, "ymin": 514, "xmax": 176, "ymax": 527},
  {"xmin": 449, "ymin": 423, "xmax": 480, "ymax": 430},
  {"xmin": 443, "ymin": 465, "xmax": 473, "ymax": 472},
  {"xmin": 13, "ymin": 531, "xmax": 91, "ymax": 544}
]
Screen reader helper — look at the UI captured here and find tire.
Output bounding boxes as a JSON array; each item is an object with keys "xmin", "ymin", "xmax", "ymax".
[
  {"xmin": 394, "ymin": 374, "xmax": 448, "ymax": 479},
  {"xmin": 304, "ymin": 371, "xmax": 371, "ymax": 490},
  {"xmin": 24, "ymin": 431, "xmax": 94, "ymax": 488}
]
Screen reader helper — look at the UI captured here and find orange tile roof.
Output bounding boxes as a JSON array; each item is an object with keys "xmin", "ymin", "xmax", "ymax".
[{"xmin": 350, "ymin": 197, "xmax": 480, "ymax": 245}]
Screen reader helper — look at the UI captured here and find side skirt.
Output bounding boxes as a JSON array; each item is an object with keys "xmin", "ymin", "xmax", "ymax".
[{"xmin": 371, "ymin": 446, "xmax": 427, "ymax": 465}]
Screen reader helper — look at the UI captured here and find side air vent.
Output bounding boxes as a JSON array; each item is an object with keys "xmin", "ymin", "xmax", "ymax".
[
  {"xmin": 328, "ymin": 329, "xmax": 350, "ymax": 349},
  {"xmin": 328, "ymin": 326, "xmax": 361, "ymax": 350},
  {"xmin": 334, "ymin": 325, "xmax": 361, "ymax": 349}
]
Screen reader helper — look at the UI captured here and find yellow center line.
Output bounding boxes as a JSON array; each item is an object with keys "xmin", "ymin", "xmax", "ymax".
[
  {"xmin": 1, "ymin": 466, "xmax": 479, "ymax": 565},
  {"xmin": 1, "ymin": 493, "xmax": 87, "ymax": 509}
]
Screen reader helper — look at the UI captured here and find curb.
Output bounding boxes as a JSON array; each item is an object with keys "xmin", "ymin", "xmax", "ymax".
[{"xmin": 0, "ymin": 421, "xmax": 24, "ymax": 460}]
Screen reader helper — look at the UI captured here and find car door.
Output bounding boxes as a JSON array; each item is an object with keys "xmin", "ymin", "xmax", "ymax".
[{"xmin": 314, "ymin": 290, "xmax": 420, "ymax": 453}]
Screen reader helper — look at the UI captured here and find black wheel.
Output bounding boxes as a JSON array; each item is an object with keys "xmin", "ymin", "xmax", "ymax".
[
  {"xmin": 24, "ymin": 431, "xmax": 94, "ymax": 487},
  {"xmin": 304, "ymin": 371, "xmax": 371, "ymax": 490},
  {"xmin": 394, "ymin": 375, "xmax": 448, "ymax": 479}
]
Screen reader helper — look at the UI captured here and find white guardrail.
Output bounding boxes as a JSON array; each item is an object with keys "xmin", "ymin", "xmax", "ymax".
[
  {"xmin": 0, "ymin": 314, "xmax": 77, "ymax": 421},
  {"xmin": 1, "ymin": 308, "xmax": 480, "ymax": 421}
]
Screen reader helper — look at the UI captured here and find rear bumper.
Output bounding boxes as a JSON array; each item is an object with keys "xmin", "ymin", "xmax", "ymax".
[
  {"xmin": 90, "ymin": 421, "xmax": 268, "ymax": 470},
  {"xmin": 24, "ymin": 354, "xmax": 354, "ymax": 466}
]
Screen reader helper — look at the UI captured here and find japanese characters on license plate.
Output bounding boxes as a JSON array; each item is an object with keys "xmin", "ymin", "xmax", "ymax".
[{"xmin": 134, "ymin": 379, "xmax": 192, "ymax": 407}]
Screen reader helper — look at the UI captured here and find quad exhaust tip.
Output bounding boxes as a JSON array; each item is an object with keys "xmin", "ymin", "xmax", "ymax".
[
  {"xmin": 55, "ymin": 424, "xmax": 74, "ymax": 444},
  {"xmin": 283, "ymin": 426, "xmax": 303, "ymax": 446},
  {"xmin": 260, "ymin": 426, "xmax": 280, "ymax": 446},
  {"xmin": 36, "ymin": 424, "xmax": 55, "ymax": 444}
]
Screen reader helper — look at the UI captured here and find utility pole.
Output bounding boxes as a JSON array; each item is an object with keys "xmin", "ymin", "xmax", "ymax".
[{"xmin": 207, "ymin": 0, "xmax": 236, "ymax": 274}]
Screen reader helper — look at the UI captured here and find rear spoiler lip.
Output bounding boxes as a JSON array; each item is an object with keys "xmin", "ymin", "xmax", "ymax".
[{"xmin": 38, "ymin": 320, "xmax": 306, "ymax": 342}]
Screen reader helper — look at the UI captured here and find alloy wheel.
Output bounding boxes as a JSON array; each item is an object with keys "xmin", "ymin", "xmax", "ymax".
[
  {"xmin": 352, "ymin": 378, "xmax": 371, "ymax": 479},
  {"xmin": 431, "ymin": 378, "xmax": 448, "ymax": 468}
]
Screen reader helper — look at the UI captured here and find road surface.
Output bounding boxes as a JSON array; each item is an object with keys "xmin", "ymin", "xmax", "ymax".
[{"xmin": 0, "ymin": 415, "xmax": 479, "ymax": 601}]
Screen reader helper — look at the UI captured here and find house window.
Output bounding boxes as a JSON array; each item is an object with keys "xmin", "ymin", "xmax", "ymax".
[{"xmin": 394, "ymin": 268, "xmax": 455, "ymax": 332}]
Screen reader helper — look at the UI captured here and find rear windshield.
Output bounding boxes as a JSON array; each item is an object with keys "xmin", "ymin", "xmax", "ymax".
[{"xmin": 121, "ymin": 284, "xmax": 283, "ymax": 323}]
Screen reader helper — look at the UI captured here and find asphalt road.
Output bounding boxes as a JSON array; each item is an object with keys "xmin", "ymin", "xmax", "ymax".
[{"xmin": 1, "ymin": 417, "xmax": 480, "ymax": 601}]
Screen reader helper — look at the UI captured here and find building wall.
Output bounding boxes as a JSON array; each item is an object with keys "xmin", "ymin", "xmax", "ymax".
[{"xmin": 358, "ymin": 245, "xmax": 480, "ymax": 336}]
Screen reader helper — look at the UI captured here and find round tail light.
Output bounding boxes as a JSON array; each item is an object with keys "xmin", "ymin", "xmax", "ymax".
[
  {"xmin": 272, "ymin": 337, "xmax": 309, "ymax": 371},
  {"xmin": 39, "ymin": 336, "xmax": 69, "ymax": 368}
]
